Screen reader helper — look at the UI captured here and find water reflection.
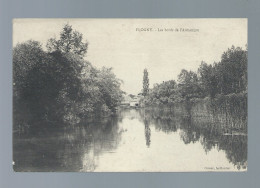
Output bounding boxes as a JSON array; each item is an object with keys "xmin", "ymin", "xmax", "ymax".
[
  {"xmin": 144, "ymin": 118, "xmax": 151, "ymax": 147},
  {"xmin": 139, "ymin": 107, "xmax": 247, "ymax": 170},
  {"xmin": 13, "ymin": 107, "xmax": 247, "ymax": 172},
  {"xmin": 13, "ymin": 116, "xmax": 123, "ymax": 172}
]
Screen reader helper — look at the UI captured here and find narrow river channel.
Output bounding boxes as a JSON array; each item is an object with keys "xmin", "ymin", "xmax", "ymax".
[{"xmin": 13, "ymin": 108, "xmax": 247, "ymax": 172}]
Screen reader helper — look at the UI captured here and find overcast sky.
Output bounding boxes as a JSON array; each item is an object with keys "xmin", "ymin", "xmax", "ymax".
[{"xmin": 13, "ymin": 19, "xmax": 247, "ymax": 95}]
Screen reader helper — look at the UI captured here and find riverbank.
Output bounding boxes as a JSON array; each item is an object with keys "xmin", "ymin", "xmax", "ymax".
[
  {"xmin": 142, "ymin": 93, "xmax": 247, "ymax": 130},
  {"xmin": 13, "ymin": 107, "xmax": 247, "ymax": 172}
]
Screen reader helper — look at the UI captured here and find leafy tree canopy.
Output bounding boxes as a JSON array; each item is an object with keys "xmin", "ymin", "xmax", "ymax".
[{"xmin": 46, "ymin": 24, "xmax": 88, "ymax": 58}]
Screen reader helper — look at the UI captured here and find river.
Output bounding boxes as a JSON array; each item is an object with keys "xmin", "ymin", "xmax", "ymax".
[{"xmin": 13, "ymin": 108, "xmax": 247, "ymax": 172}]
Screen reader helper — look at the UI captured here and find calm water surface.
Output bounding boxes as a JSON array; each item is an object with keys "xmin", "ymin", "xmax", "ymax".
[{"xmin": 13, "ymin": 108, "xmax": 247, "ymax": 172}]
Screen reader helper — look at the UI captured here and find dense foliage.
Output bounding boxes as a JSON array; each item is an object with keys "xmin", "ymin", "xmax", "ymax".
[
  {"xmin": 13, "ymin": 25, "xmax": 123, "ymax": 129},
  {"xmin": 142, "ymin": 46, "xmax": 247, "ymax": 106},
  {"xmin": 46, "ymin": 24, "xmax": 88, "ymax": 58}
]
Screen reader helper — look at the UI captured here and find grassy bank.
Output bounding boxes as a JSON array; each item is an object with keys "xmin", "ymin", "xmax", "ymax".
[{"xmin": 142, "ymin": 93, "xmax": 247, "ymax": 130}]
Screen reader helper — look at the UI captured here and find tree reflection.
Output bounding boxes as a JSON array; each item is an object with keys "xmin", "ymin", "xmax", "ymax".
[
  {"xmin": 139, "ymin": 108, "xmax": 178, "ymax": 133},
  {"xmin": 138, "ymin": 106, "xmax": 247, "ymax": 170},
  {"xmin": 179, "ymin": 117, "xmax": 201, "ymax": 144},
  {"xmin": 13, "ymin": 107, "xmax": 247, "ymax": 171},
  {"xmin": 144, "ymin": 118, "xmax": 151, "ymax": 147},
  {"xmin": 13, "ymin": 115, "xmax": 123, "ymax": 172}
]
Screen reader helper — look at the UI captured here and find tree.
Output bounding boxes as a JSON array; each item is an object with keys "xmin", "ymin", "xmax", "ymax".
[
  {"xmin": 177, "ymin": 69, "xmax": 202, "ymax": 100},
  {"xmin": 95, "ymin": 67, "xmax": 123, "ymax": 113},
  {"xmin": 13, "ymin": 40, "xmax": 45, "ymax": 86},
  {"xmin": 141, "ymin": 45, "xmax": 247, "ymax": 107},
  {"xmin": 198, "ymin": 46, "xmax": 248, "ymax": 97},
  {"xmin": 145, "ymin": 80, "xmax": 177, "ymax": 105},
  {"xmin": 198, "ymin": 62, "xmax": 218, "ymax": 97},
  {"xmin": 217, "ymin": 46, "xmax": 247, "ymax": 94},
  {"xmin": 143, "ymin": 68, "xmax": 149, "ymax": 96},
  {"xmin": 46, "ymin": 24, "xmax": 88, "ymax": 58},
  {"xmin": 13, "ymin": 41, "xmax": 53, "ymax": 125}
]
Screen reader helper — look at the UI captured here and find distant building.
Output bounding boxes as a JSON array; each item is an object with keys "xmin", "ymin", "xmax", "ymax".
[
  {"xmin": 130, "ymin": 98, "xmax": 139, "ymax": 107},
  {"xmin": 121, "ymin": 94, "xmax": 142, "ymax": 107},
  {"xmin": 130, "ymin": 95, "xmax": 142, "ymax": 107},
  {"xmin": 121, "ymin": 94, "xmax": 131, "ymax": 106}
]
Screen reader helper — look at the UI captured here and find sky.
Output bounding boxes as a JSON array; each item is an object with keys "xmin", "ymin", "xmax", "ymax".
[{"xmin": 13, "ymin": 19, "xmax": 247, "ymax": 95}]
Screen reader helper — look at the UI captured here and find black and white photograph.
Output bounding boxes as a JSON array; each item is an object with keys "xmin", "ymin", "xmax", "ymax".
[{"xmin": 12, "ymin": 19, "xmax": 247, "ymax": 172}]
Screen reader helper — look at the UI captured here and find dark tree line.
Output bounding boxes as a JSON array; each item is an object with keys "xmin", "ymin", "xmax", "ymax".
[
  {"xmin": 13, "ymin": 24, "xmax": 123, "ymax": 129},
  {"xmin": 143, "ymin": 46, "xmax": 247, "ymax": 105}
]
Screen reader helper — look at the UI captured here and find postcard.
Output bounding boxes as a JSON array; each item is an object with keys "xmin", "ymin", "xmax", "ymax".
[{"xmin": 13, "ymin": 19, "xmax": 247, "ymax": 172}]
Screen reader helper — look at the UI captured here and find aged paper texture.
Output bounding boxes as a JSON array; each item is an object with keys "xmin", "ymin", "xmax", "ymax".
[{"xmin": 13, "ymin": 19, "xmax": 247, "ymax": 172}]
